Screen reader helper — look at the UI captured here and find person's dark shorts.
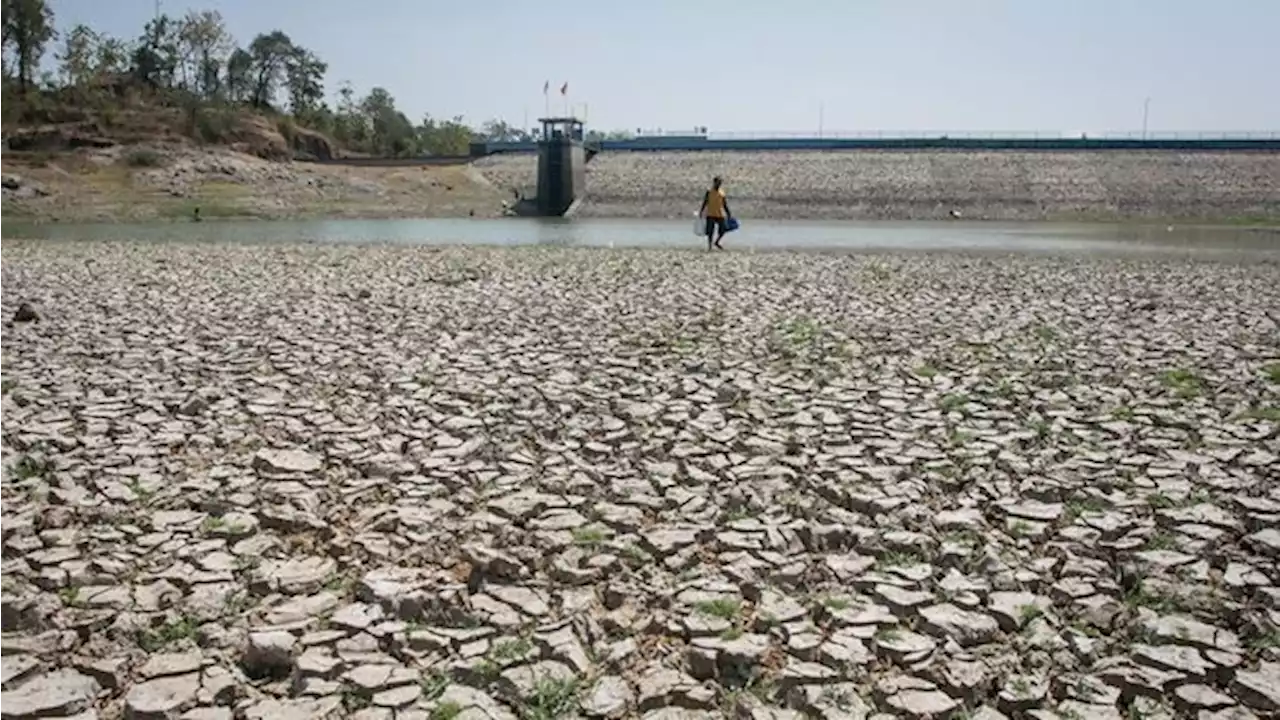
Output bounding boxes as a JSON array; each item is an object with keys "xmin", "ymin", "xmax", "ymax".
[{"xmin": 704, "ymin": 216, "xmax": 726, "ymax": 236}]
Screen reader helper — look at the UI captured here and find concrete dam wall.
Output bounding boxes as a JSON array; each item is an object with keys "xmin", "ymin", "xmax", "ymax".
[{"xmin": 473, "ymin": 150, "xmax": 1280, "ymax": 222}]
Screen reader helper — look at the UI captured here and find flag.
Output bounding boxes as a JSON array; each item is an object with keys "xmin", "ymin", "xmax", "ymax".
[
  {"xmin": 560, "ymin": 82, "xmax": 568, "ymax": 96},
  {"xmin": 543, "ymin": 81, "xmax": 549, "ymax": 94}
]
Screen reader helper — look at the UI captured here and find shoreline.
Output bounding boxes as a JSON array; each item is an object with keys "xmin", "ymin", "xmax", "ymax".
[{"xmin": 3, "ymin": 145, "xmax": 1279, "ymax": 226}]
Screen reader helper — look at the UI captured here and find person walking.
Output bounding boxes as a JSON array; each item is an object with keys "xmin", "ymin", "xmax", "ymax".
[{"xmin": 698, "ymin": 176, "xmax": 732, "ymax": 251}]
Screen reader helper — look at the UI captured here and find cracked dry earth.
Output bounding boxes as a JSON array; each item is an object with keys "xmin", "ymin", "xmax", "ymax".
[{"xmin": 2, "ymin": 241, "xmax": 1280, "ymax": 720}]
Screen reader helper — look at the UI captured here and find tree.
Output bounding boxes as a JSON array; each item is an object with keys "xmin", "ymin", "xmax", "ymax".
[
  {"xmin": 55, "ymin": 23, "xmax": 97, "ymax": 87},
  {"xmin": 247, "ymin": 30, "xmax": 294, "ymax": 108},
  {"xmin": 224, "ymin": 47, "xmax": 251, "ymax": 102},
  {"xmin": 176, "ymin": 10, "xmax": 230, "ymax": 97},
  {"xmin": 93, "ymin": 35, "xmax": 129, "ymax": 78},
  {"xmin": 0, "ymin": 0, "xmax": 12, "ymax": 83},
  {"xmin": 284, "ymin": 46, "xmax": 325, "ymax": 117},
  {"xmin": 419, "ymin": 114, "xmax": 473, "ymax": 156},
  {"xmin": 2, "ymin": 0, "xmax": 56, "ymax": 94},
  {"xmin": 131, "ymin": 15, "xmax": 179, "ymax": 89}
]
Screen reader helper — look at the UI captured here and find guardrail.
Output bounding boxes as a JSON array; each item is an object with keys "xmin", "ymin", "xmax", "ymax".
[{"xmin": 647, "ymin": 130, "xmax": 1280, "ymax": 140}]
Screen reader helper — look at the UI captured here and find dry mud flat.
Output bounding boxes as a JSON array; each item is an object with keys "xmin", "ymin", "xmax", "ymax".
[{"xmin": 2, "ymin": 241, "xmax": 1280, "ymax": 720}]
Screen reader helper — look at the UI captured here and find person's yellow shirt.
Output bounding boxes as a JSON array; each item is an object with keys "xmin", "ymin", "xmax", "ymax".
[{"xmin": 704, "ymin": 188, "xmax": 727, "ymax": 219}]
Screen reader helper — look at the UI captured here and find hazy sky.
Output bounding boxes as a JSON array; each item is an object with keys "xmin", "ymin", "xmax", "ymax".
[{"xmin": 47, "ymin": 0, "xmax": 1280, "ymax": 135}]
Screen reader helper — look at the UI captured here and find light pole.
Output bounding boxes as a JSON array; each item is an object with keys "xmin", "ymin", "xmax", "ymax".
[
  {"xmin": 1142, "ymin": 97, "xmax": 1151, "ymax": 140},
  {"xmin": 818, "ymin": 102, "xmax": 824, "ymax": 139}
]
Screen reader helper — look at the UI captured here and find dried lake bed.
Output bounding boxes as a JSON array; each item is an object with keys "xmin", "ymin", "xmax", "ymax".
[{"xmin": 2, "ymin": 240, "xmax": 1279, "ymax": 720}]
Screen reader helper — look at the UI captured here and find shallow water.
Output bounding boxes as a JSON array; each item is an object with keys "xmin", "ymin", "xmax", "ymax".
[{"xmin": 3, "ymin": 217, "xmax": 1278, "ymax": 256}]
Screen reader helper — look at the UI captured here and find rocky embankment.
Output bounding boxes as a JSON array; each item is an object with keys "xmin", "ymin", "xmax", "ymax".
[
  {"xmin": 475, "ymin": 150, "xmax": 1280, "ymax": 222},
  {"xmin": 2, "ymin": 241, "xmax": 1280, "ymax": 719}
]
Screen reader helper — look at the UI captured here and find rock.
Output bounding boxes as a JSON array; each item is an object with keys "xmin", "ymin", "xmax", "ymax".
[
  {"xmin": 124, "ymin": 672, "xmax": 201, "ymax": 718},
  {"xmin": 0, "ymin": 669, "xmax": 100, "ymax": 718},
  {"xmin": 1172, "ymin": 684, "xmax": 1235, "ymax": 713},
  {"xmin": 253, "ymin": 448, "xmax": 323, "ymax": 474},
  {"xmin": 582, "ymin": 676, "xmax": 633, "ymax": 718},
  {"xmin": 12, "ymin": 302, "xmax": 38, "ymax": 323},
  {"xmin": 1233, "ymin": 662, "xmax": 1280, "ymax": 711},
  {"xmin": 918, "ymin": 603, "xmax": 1000, "ymax": 646},
  {"xmin": 883, "ymin": 688, "xmax": 961, "ymax": 719},
  {"xmin": 139, "ymin": 652, "xmax": 203, "ymax": 679},
  {"xmin": 242, "ymin": 630, "xmax": 296, "ymax": 677}
]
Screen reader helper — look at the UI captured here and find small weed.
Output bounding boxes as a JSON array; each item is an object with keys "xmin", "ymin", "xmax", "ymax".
[
  {"xmin": 723, "ymin": 507, "xmax": 751, "ymax": 522},
  {"xmin": 879, "ymin": 549, "xmax": 924, "ymax": 566},
  {"xmin": 864, "ymin": 262, "xmax": 892, "ymax": 282},
  {"xmin": 9, "ymin": 455, "xmax": 52, "ymax": 480},
  {"xmin": 618, "ymin": 544, "xmax": 648, "ymax": 564},
  {"xmin": 1, "ymin": 378, "xmax": 15, "ymax": 394},
  {"xmin": 233, "ymin": 555, "xmax": 260, "ymax": 572},
  {"xmin": 489, "ymin": 636, "xmax": 534, "ymax": 663},
  {"xmin": 939, "ymin": 393, "xmax": 969, "ymax": 414},
  {"xmin": 138, "ymin": 615, "xmax": 199, "ymax": 651},
  {"xmin": 1160, "ymin": 368, "xmax": 1206, "ymax": 398},
  {"xmin": 522, "ymin": 676, "xmax": 581, "ymax": 720},
  {"xmin": 996, "ymin": 380, "xmax": 1016, "ymax": 398},
  {"xmin": 1239, "ymin": 405, "xmax": 1280, "ymax": 424},
  {"xmin": 1018, "ymin": 603, "xmax": 1044, "ymax": 625},
  {"xmin": 693, "ymin": 598, "xmax": 741, "ymax": 621},
  {"xmin": 874, "ymin": 625, "xmax": 903, "ymax": 642},
  {"xmin": 201, "ymin": 516, "xmax": 226, "ymax": 534},
  {"xmin": 1034, "ymin": 325, "xmax": 1059, "ymax": 343},
  {"xmin": 943, "ymin": 529, "xmax": 984, "ymax": 548},
  {"xmin": 1031, "ymin": 419, "xmax": 1053, "ymax": 440},
  {"xmin": 58, "ymin": 586, "xmax": 82, "ymax": 607},
  {"xmin": 1111, "ymin": 405, "xmax": 1135, "ymax": 421},
  {"xmin": 1246, "ymin": 630, "xmax": 1280, "ymax": 652},
  {"xmin": 913, "ymin": 363, "xmax": 939, "ymax": 379},
  {"xmin": 948, "ymin": 429, "xmax": 973, "ymax": 447},
  {"xmin": 1010, "ymin": 677, "xmax": 1031, "ymax": 696},
  {"xmin": 323, "ymin": 573, "xmax": 354, "ymax": 595},
  {"xmin": 421, "ymin": 672, "xmax": 450, "ymax": 702},
  {"xmin": 1145, "ymin": 492, "xmax": 1176, "ymax": 510},
  {"xmin": 341, "ymin": 688, "xmax": 371, "ymax": 712},
  {"xmin": 720, "ymin": 627, "xmax": 744, "ymax": 641},
  {"xmin": 432, "ymin": 701, "xmax": 463, "ymax": 720},
  {"xmin": 1060, "ymin": 708, "xmax": 1084, "ymax": 720},
  {"xmin": 1262, "ymin": 362, "xmax": 1280, "ymax": 384},
  {"xmin": 1064, "ymin": 496, "xmax": 1108, "ymax": 521},
  {"xmin": 821, "ymin": 596, "xmax": 852, "ymax": 611},
  {"xmin": 222, "ymin": 590, "xmax": 253, "ymax": 617},
  {"xmin": 570, "ymin": 527, "xmax": 607, "ymax": 548},
  {"xmin": 1122, "ymin": 578, "xmax": 1179, "ymax": 614},
  {"xmin": 126, "ymin": 477, "xmax": 155, "ymax": 503},
  {"xmin": 1009, "ymin": 520, "xmax": 1033, "ymax": 538},
  {"xmin": 1144, "ymin": 532, "xmax": 1178, "ymax": 551}
]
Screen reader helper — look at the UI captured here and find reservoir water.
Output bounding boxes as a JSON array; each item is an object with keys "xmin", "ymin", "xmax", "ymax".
[{"xmin": 3, "ymin": 217, "xmax": 1277, "ymax": 257}]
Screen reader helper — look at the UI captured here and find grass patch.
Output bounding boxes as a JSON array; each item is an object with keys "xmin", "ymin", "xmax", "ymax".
[
  {"xmin": 693, "ymin": 598, "xmax": 742, "ymax": 621},
  {"xmin": 913, "ymin": 363, "xmax": 939, "ymax": 379},
  {"xmin": 1034, "ymin": 325, "xmax": 1059, "ymax": 343},
  {"xmin": 201, "ymin": 516, "xmax": 226, "ymax": 534},
  {"xmin": 432, "ymin": 701, "xmax": 463, "ymax": 720},
  {"xmin": 489, "ymin": 636, "xmax": 534, "ymax": 663},
  {"xmin": 1064, "ymin": 496, "xmax": 1108, "ymax": 521},
  {"xmin": 879, "ymin": 549, "xmax": 924, "ymax": 566},
  {"xmin": 939, "ymin": 393, "xmax": 969, "ymax": 414},
  {"xmin": 1018, "ymin": 603, "xmax": 1044, "ymax": 625},
  {"xmin": 421, "ymin": 672, "xmax": 450, "ymax": 702},
  {"xmin": 138, "ymin": 615, "xmax": 199, "ymax": 651},
  {"xmin": 1238, "ymin": 405, "xmax": 1280, "ymax": 424},
  {"xmin": 820, "ymin": 596, "xmax": 852, "ymax": 611},
  {"xmin": 873, "ymin": 625, "xmax": 902, "ymax": 642},
  {"xmin": 570, "ymin": 526, "xmax": 608, "ymax": 548},
  {"xmin": 1246, "ymin": 629, "xmax": 1280, "ymax": 652},
  {"xmin": 522, "ymin": 676, "xmax": 581, "ymax": 720},
  {"xmin": 1262, "ymin": 363, "xmax": 1280, "ymax": 384},
  {"xmin": 58, "ymin": 586, "xmax": 82, "ymax": 607},
  {"xmin": 720, "ymin": 627, "xmax": 744, "ymax": 641},
  {"xmin": 1143, "ymin": 532, "xmax": 1178, "ymax": 552},
  {"xmin": 125, "ymin": 148, "xmax": 165, "ymax": 167},
  {"xmin": 1, "ymin": 378, "xmax": 15, "ymax": 394},
  {"xmin": 1160, "ymin": 368, "xmax": 1206, "ymax": 398},
  {"xmin": 1111, "ymin": 405, "xmax": 1135, "ymax": 421},
  {"xmin": 8, "ymin": 455, "xmax": 52, "ymax": 480}
]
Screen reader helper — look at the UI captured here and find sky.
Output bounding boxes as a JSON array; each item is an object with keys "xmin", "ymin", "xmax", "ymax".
[{"xmin": 46, "ymin": 0, "xmax": 1280, "ymax": 136}]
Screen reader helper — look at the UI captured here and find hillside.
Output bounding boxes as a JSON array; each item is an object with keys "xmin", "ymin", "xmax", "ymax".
[{"xmin": 1, "ymin": 92, "xmax": 510, "ymax": 223}]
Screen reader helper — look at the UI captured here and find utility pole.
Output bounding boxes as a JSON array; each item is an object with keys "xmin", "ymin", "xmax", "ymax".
[
  {"xmin": 818, "ymin": 102, "xmax": 825, "ymax": 138},
  {"xmin": 1142, "ymin": 97, "xmax": 1151, "ymax": 140}
]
